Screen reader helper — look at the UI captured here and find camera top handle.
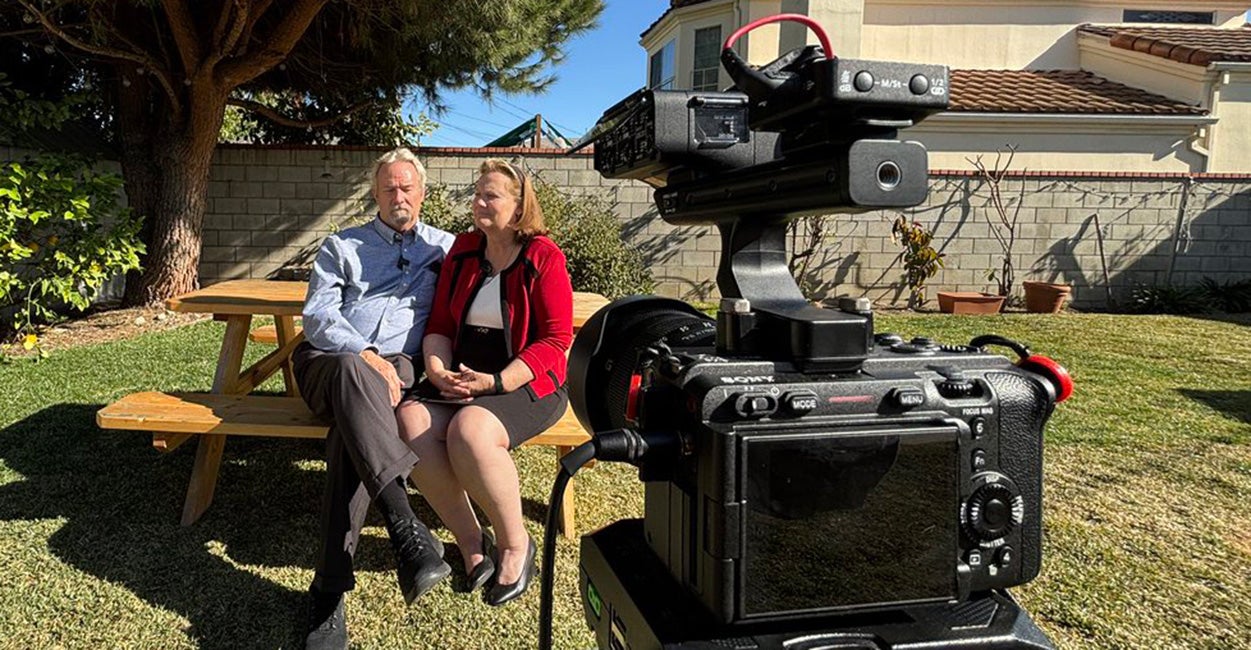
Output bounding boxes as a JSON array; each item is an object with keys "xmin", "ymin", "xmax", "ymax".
[{"xmin": 671, "ymin": 14, "xmax": 945, "ymax": 372}]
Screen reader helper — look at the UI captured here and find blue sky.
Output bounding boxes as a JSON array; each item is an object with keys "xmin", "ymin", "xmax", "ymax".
[{"xmin": 412, "ymin": 0, "xmax": 669, "ymax": 147}]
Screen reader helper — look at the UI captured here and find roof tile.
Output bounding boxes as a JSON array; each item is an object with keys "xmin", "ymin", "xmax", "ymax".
[
  {"xmin": 1079, "ymin": 24, "xmax": 1251, "ymax": 65},
  {"xmin": 948, "ymin": 69, "xmax": 1205, "ymax": 115}
]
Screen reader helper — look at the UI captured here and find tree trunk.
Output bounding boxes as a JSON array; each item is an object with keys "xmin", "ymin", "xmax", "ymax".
[{"xmin": 119, "ymin": 74, "xmax": 227, "ymax": 307}]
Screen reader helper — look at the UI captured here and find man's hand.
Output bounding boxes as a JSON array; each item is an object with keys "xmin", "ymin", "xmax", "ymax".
[{"xmin": 359, "ymin": 349, "xmax": 403, "ymax": 406}]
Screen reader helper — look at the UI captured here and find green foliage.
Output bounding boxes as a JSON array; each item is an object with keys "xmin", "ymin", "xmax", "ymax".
[
  {"xmin": 1199, "ymin": 277, "xmax": 1251, "ymax": 314},
  {"xmin": 891, "ymin": 215, "xmax": 945, "ymax": 310},
  {"xmin": 0, "ymin": 155, "xmax": 144, "ymax": 345},
  {"xmin": 418, "ymin": 177, "xmax": 652, "ymax": 298},
  {"xmin": 1127, "ymin": 284, "xmax": 1209, "ymax": 315},
  {"xmin": 417, "ymin": 184, "xmax": 472, "ymax": 235},
  {"xmin": 534, "ymin": 176, "xmax": 653, "ymax": 298},
  {"xmin": 220, "ymin": 91, "xmax": 439, "ymax": 146}
]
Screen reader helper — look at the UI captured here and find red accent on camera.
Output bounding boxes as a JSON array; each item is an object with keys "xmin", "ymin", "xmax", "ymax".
[
  {"xmin": 625, "ymin": 374, "xmax": 643, "ymax": 421},
  {"xmin": 1018, "ymin": 355, "xmax": 1073, "ymax": 403}
]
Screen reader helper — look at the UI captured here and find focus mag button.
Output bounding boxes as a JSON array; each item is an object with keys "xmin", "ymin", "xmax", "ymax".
[{"xmin": 891, "ymin": 387, "xmax": 925, "ymax": 409}]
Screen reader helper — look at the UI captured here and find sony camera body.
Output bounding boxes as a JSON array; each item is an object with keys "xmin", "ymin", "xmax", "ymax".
[
  {"xmin": 633, "ymin": 334, "xmax": 1052, "ymax": 625},
  {"xmin": 567, "ymin": 29, "xmax": 1066, "ymax": 648}
]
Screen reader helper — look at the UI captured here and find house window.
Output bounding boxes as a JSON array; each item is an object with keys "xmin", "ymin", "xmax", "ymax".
[
  {"xmin": 692, "ymin": 26, "xmax": 722, "ymax": 91},
  {"xmin": 649, "ymin": 40, "xmax": 676, "ymax": 90},
  {"xmin": 1123, "ymin": 10, "xmax": 1214, "ymax": 24}
]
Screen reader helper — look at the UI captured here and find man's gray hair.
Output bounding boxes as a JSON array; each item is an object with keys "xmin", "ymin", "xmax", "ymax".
[{"xmin": 372, "ymin": 147, "xmax": 427, "ymax": 190}]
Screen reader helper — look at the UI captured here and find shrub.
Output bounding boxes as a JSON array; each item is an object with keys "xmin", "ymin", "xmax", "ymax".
[
  {"xmin": 1126, "ymin": 284, "xmax": 1209, "ymax": 315},
  {"xmin": 1199, "ymin": 277, "xmax": 1251, "ymax": 314},
  {"xmin": 416, "ymin": 183, "xmax": 472, "ymax": 235},
  {"xmin": 535, "ymin": 176, "xmax": 653, "ymax": 298},
  {"xmin": 891, "ymin": 215, "xmax": 945, "ymax": 310},
  {"xmin": 420, "ymin": 177, "xmax": 653, "ymax": 299},
  {"xmin": 0, "ymin": 154, "xmax": 144, "ymax": 345}
]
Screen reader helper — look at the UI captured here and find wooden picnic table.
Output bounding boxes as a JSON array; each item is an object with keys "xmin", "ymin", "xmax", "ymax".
[{"xmin": 160, "ymin": 278, "xmax": 609, "ymax": 525}]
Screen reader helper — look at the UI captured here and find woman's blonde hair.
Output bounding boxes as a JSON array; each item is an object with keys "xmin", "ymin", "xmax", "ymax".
[{"xmin": 478, "ymin": 159, "xmax": 546, "ymax": 240}]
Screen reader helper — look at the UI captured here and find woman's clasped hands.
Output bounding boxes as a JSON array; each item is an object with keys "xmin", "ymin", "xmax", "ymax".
[{"xmin": 428, "ymin": 363, "xmax": 496, "ymax": 400}]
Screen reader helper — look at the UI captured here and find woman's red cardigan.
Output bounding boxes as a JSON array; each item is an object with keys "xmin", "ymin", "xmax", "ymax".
[{"xmin": 424, "ymin": 231, "xmax": 574, "ymax": 399}]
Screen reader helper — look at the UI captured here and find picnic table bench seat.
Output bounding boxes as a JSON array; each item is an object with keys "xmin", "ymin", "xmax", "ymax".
[{"xmin": 97, "ymin": 391, "xmax": 591, "ymax": 537}]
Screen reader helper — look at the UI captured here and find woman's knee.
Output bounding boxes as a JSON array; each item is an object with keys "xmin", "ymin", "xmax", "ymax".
[
  {"xmin": 446, "ymin": 409, "xmax": 510, "ymax": 457},
  {"xmin": 396, "ymin": 401, "xmax": 435, "ymax": 444}
]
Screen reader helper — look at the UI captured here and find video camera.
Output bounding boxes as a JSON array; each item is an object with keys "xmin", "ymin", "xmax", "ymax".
[{"xmin": 541, "ymin": 14, "xmax": 1071, "ymax": 650}]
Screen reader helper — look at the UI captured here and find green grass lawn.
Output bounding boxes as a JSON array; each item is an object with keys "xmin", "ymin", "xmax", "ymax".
[{"xmin": 0, "ymin": 312, "xmax": 1248, "ymax": 649}]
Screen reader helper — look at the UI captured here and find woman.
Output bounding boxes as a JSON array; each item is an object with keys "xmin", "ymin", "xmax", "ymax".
[{"xmin": 397, "ymin": 159, "xmax": 573, "ymax": 606}]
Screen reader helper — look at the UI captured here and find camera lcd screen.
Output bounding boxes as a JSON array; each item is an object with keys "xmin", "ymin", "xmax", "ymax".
[{"xmin": 739, "ymin": 426, "xmax": 958, "ymax": 617}]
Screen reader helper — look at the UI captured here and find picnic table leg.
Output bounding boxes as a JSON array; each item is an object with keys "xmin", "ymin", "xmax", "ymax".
[
  {"xmin": 274, "ymin": 315, "xmax": 301, "ymax": 398},
  {"xmin": 182, "ymin": 314, "xmax": 252, "ymax": 526},
  {"xmin": 556, "ymin": 445, "xmax": 576, "ymax": 540}
]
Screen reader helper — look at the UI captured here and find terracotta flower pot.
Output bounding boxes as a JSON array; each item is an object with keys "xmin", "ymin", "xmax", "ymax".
[
  {"xmin": 1023, "ymin": 281, "xmax": 1072, "ymax": 314},
  {"xmin": 937, "ymin": 291, "xmax": 1006, "ymax": 314}
]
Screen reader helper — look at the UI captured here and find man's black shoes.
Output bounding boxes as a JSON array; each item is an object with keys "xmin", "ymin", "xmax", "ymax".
[
  {"xmin": 304, "ymin": 590, "xmax": 348, "ymax": 650},
  {"xmin": 391, "ymin": 517, "xmax": 451, "ymax": 605}
]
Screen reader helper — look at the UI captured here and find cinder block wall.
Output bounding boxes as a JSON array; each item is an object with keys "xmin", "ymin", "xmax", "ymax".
[{"xmin": 204, "ymin": 145, "xmax": 1251, "ymax": 310}]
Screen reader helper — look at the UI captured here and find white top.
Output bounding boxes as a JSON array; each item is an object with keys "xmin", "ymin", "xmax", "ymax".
[{"xmin": 465, "ymin": 274, "xmax": 505, "ymax": 329}]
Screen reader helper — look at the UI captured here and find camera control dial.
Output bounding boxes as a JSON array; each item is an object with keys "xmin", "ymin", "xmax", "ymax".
[
  {"xmin": 963, "ymin": 474, "xmax": 1024, "ymax": 545},
  {"xmin": 934, "ymin": 366, "xmax": 975, "ymax": 398}
]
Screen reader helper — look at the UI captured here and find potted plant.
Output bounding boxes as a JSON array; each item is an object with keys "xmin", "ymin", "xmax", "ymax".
[
  {"xmin": 958, "ymin": 145, "xmax": 1025, "ymax": 312},
  {"xmin": 936, "ymin": 291, "xmax": 1006, "ymax": 314},
  {"xmin": 1022, "ymin": 279, "xmax": 1072, "ymax": 313}
]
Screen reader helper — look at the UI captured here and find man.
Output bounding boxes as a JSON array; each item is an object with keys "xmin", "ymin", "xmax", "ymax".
[{"xmin": 294, "ymin": 147, "xmax": 456, "ymax": 650}]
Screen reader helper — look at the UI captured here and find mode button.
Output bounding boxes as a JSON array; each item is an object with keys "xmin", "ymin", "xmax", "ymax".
[{"xmin": 782, "ymin": 391, "xmax": 819, "ymax": 416}]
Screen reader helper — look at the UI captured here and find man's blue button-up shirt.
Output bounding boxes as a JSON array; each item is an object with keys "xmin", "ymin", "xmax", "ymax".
[{"xmin": 303, "ymin": 217, "xmax": 456, "ymax": 357}]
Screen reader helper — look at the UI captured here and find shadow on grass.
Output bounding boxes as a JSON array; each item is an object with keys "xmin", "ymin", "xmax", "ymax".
[
  {"xmin": 0, "ymin": 403, "xmax": 560, "ymax": 647},
  {"xmin": 1176, "ymin": 389, "xmax": 1251, "ymax": 427},
  {"xmin": 0, "ymin": 403, "xmax": 325, "ymax": 648}
]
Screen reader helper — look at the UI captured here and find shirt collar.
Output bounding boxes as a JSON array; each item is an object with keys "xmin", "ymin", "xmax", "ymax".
[{"xmin": 371, "ymin": 215, "xmax": 416, "ymax": 244}]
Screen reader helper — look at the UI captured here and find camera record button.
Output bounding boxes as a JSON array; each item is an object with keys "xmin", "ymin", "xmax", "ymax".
[{"xmin": 854, "ymin": 71, "xmax": 875, "ymax": 92}]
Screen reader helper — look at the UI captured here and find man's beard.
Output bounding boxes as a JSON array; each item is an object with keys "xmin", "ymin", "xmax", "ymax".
[{"xmin": 386, "ymin": 207, "xmax": 414, "ymax": 229}]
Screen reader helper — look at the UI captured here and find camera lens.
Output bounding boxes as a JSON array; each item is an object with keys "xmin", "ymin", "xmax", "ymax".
[
  {"xmin": 569, "ymin": 297, "xmax": 716, "ymax": 433},
  {"xmin": 876, "ymin": 161, "xmax": 902, "ymax": 191}
]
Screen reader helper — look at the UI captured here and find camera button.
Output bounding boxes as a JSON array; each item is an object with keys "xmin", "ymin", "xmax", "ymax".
[
  {"xmin": 995, "ymin": 546, "xmax": 1014, "ymax": 568},
  {"xmin": 910, "ymin": 74, "xmax": 931, "ymax": 95},
  {"xmin": 971, "ymin": 449, "xmax": 988, "ymax": 471},
  {"xmin": 965, "ymin": 549, "xmax": 984, "ymax": 568},
  {"xmin": 854, "ymin": 70, "xmax": 875, "ymax": 92},
  {"xmin": 782, "ymin": 391, "xmax": 819, "ymax": 415},
  {"xmin": 733, "ymin": 392, "xmax": 777, "ymax": 418},
  {"xmin": 891, "ymin": 387, "xmax": 925, "ymax": 409},
  {"xmin": 970, "ymin": 416, "xmax": 987, "ymax": 439}
]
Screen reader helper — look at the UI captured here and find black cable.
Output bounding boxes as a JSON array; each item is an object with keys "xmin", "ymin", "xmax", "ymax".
[
  {"xmin": 968, "ymin": 334, "xmax": 1030, "ymax": 360},
  {"xmin": 538, "ymin": 440, "xmax": 597, "ymax": 650}
]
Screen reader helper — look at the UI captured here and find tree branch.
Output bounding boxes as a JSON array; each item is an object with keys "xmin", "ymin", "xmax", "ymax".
[
  {"xmin": 159, "ymin": 0, "xmax": 203, "ymax": 75},
  {"xmin": 227, "ymin": 96, "xmax": 375, "ymax": 128},
  {"xmin": 210, "ymin": 0, "xmax": 248, "ymax": 63},
  {"xmin": 217, "ymin": 0, "xmax": 325, "ymax": 85},
  {"xmin": 15, "ymin": 0, "xmax": 182, "ymax": 115}
]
